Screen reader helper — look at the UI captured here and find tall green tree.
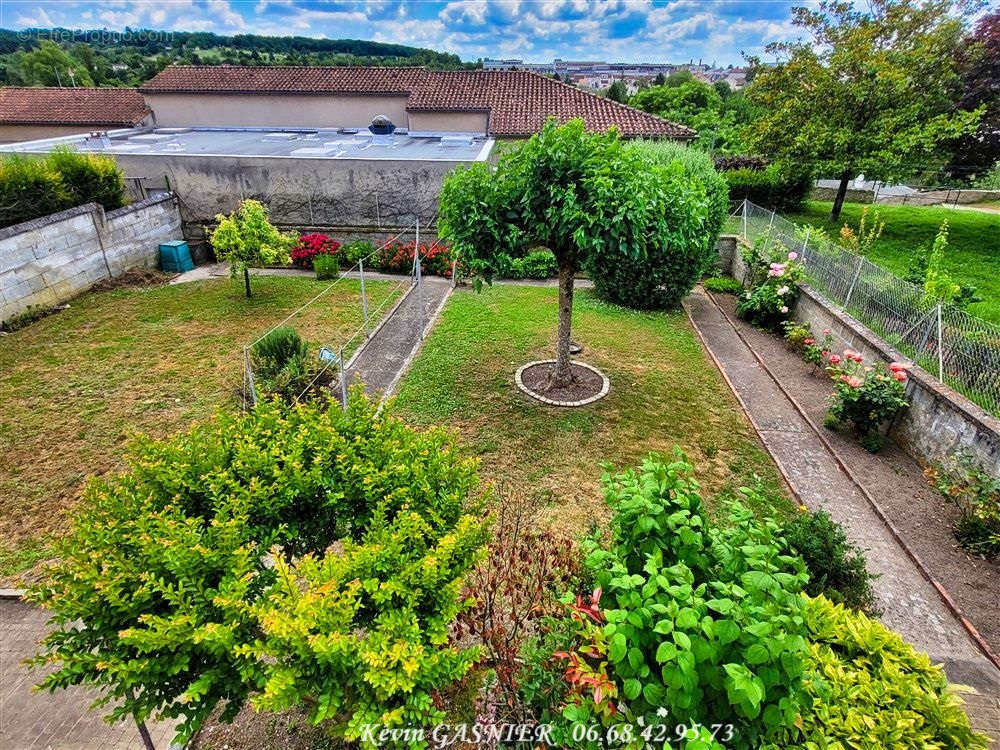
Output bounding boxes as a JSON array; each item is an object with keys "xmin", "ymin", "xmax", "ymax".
[
  {"xmin": 439, "ymin": 119, "xmax": 703, "ymax": 388},
  {"xmin": 747, "ymin": 0, "xmax": 982, "ymax": 221},
  {"xmin": 17, "ymin": 40, "xmax": 94, "ymax": 86},
  {"xmin": 605, "ymin": 79, "xmax": 629, "ymax": 103},
  {"xmin": 951, "ymin": 9, "xmax": 1000, "ymax": 178}
]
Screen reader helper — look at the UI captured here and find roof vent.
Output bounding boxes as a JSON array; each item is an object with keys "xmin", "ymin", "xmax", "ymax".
[{"xmin": 368, "ymin": 115, "xmax": 396, "ymax": 136}]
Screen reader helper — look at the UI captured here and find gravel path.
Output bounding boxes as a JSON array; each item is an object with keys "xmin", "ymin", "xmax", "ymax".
[{"xmin": 685, "ymin": 286, "xmax": 1000, "ymax": 736}]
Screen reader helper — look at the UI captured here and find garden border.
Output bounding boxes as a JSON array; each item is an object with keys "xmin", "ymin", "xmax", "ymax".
[
  {"xmin": 514, "ymin": 360, "xmax": 610, "ymax": 407},
  {"xmin": 690, "ymin": 286, "xmax": 1000, "ymax": 673}
]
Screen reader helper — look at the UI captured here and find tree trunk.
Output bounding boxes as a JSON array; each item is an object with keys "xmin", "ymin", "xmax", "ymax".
[
  {"xmin": 830, "ymin": 169, "xmax": 853, "ymax": 223},
  {"xmin": 552, "ymin": 263, "xmax": 576, "ymax": 387},
  {"xmin": 243, "ymin": 266, "xmax": 252, "ymax": 298}
]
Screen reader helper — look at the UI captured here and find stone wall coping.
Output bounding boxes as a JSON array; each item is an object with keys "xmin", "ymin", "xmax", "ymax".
[
  {"xmin": 0, "ymin": 193, "xmax": 176, "ymax": 243},
  {"xmin": 0, "ymin": 203, "xmax": 99, "ymax": 242},
  {"xmin": 797, "ymin": 282, "xmax": 1000, "ymax": 438}
]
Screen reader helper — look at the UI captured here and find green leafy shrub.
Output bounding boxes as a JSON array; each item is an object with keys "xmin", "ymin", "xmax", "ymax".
[
  {"xmin": 927, "ymin": 453, "xmax": 1000, "ymax": 559},
  {"xmin": 0, "ymin": 154, "xmax": 72, "ymax": 227},
  {"xmin": 28, "ymin": 393, "xmax": 487, "ymax": 747},
  {"xmin": 735, "ymin": 237, "xmax": 805, "ymax": 330},
  {"xmin": 313, "ymin": 251, "xmax": 340, "ymax": 280},
  {"xmin": 341, "ymin": 239, "xmax": 375, "ymax": 265},
  {"xmin": 702, "ymin": 276, "xmax": 744, "ymax": 294},
  {"xmin": 781, "ymin": 320, "xmax": 812, "ymax": 353},
  {"xmin": 500, "ymin": 248, "xmax": 559, "ymax": 279},
  {"xmin": 583, "ymin": 140, "xmax": 728, "ymax": 310},
  {"xmin": 249, "ymin": 325, "xmax": 327, "ymax": 403},
  {"xmin": 793, "ymin": 595, "xmax": 988, "ymax": 749},
  {"xmin": 557, "ymin": 453, "xmax": 810, "ymax": 749},
  {"xmin": 825, "ymin": 353, "xmax": 909, "ymax": 452},
  {"xmin": 724, "ymin": 163, "xmax": 812, "ymax": 213},
  {"xmin": 781, "ymin": 508, "xmax": 878, "ymax": 613},
  {"xmin": 47, "ymin": 147, "xmax": 127, "ymax": 212}
]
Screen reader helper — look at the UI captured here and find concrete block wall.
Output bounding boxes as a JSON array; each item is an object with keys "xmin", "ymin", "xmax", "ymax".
[
  {"xmin": 0, "ymin": 195, "xmax": 182, "ymax": 324},
  {"xmin": 715, "ymin": 234, "xmax": 1000, "ymax": 476}
]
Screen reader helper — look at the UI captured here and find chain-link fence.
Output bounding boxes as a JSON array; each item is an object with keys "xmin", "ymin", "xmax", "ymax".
[
  {"xmin": 241, "ymin": 220, "xmax": 445, "ymax": 411},
  {"xmin": 730, "ymin": 200, "xmax": 1000, "ymax": 417}
]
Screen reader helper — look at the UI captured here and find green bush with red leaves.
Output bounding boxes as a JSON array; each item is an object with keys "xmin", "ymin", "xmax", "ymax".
[{"xmin": 376, "ymin": 239, "xmax": 463, "ymax": 279}]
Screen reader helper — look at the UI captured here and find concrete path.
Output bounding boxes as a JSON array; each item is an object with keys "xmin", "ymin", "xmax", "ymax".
[
  {"xmin": 345, "ymin": 275, "xmax": 452, "ymax": 398},
  {"xmin": 1, "ymin": 598, "xmax": 177, "ymax": 750},
  {"xmin": 684, "ymin": 286, "xmax": 1000, "ymax": 735}
]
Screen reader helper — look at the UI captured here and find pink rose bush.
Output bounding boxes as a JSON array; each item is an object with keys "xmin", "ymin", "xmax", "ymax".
[
  {"xmin": 825, "ymin": 351, "xmax": 910, "ymax": 452},
  {"xmin": 736, "ymin": 238, "xmax": 805, "ymax": 331}
]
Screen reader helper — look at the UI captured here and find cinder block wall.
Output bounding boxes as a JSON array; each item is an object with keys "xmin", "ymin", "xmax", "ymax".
[{"xmin": 0, "ymin": 195, "xmax": 182, "ymax": 323}]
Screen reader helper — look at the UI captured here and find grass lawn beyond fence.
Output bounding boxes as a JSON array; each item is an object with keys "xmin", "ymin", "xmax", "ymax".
[
  {"xmin": 0, "ymin": 275, "xmax": 402, "ymax": 581},
  {"xmin": 786, "ymin": 201, "xmax": 1000, "ymax": 323},
  {"xmin": 392, "ymin": 285, "xmax": 796, "ymax": 535}
]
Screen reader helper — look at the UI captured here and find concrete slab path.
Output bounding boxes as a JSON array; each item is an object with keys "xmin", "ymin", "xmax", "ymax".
[
  {"xmin": 1, "ymin": 598, "xmax": 177, "ymax": 750},
  {"xmin": 684, "ymin": 286, "xmax": 1000, "ymax": 736}
]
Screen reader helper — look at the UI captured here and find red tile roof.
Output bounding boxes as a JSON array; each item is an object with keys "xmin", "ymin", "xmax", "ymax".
[
  {"xmin": 141, "ymin": 66, "xmax": 694, "ymax": 139},
  {"xmin": 0, "ymin": 87, "xmax": 151, "ymax": 126}
]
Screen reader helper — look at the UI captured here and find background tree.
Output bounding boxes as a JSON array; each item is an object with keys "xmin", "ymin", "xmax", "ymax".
[
  {"xmin": 439, "ymin": 119, "xmax": 712, "ymax": 388},
  {"xmin": 746, "ymin": 0, "xmax": 982, "ymax": 221},
  {"xmin": 605, "ymin": 79, "xmax": 629, "ymax": 103},
  {"xmin": 950, "ymin": 9, "xmax": 1000, "ymax": 179},
  {"xmin": 17, "ymin": 40, "xmax": 93, "ymax": 86}
]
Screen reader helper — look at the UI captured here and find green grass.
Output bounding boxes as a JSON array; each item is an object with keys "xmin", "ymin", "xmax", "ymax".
[
  {"xmin": 0, "ymin": 275, "xmax": 401, "ymax": 580},
  {"xmin": 785, "ymin": 201, "xmax": 1000, "ymax": 322},
  {"xmin": 393, "ymin": 285, "xmax": 795, "ymax": 537}
]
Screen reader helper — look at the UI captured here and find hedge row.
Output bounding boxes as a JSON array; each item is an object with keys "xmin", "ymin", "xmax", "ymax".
[
  {"xmin": 0, "ymin": 147, "xmax": 128, "ymax": 229},
  {"xmin": 723, "ymin": 163, "xmax": 813, "ymax": 213}
]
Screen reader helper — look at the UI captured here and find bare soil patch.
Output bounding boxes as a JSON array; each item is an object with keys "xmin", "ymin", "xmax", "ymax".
[{"xmin": 519, "ymin": 360, "xmax": 606, "ymax": 404}]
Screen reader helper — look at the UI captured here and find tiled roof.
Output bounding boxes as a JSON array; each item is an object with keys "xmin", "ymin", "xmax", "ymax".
[
  {"xmin": 141, "ymin": 66, "xmax": 694, "ymax": 139},
  {"xmin": 0, "ymin": 87, "xmax": 151, "ymax": 126}
]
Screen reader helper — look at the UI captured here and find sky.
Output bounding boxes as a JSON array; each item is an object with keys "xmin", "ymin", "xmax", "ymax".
[{"xmin": 0, "ymin": 0, "xmax": 810, "ymax": 66}]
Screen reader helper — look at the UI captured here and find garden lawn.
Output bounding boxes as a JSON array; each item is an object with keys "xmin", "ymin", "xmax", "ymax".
[
  {"xmin": 0, "ymin": 275, "xmax": 402, "ymax": 581},
  {"xmin": 393, "ymin": 285, "xmax": 795, "ymax": 537},
  {"xmin": 785, "ymin": 201, "xmax": 1000, "ymax": 322}
]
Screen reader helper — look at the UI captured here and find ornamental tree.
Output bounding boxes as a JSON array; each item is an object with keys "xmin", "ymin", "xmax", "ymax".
[
  {"xmin": 439, "ymin": 118, "xmax": 708, "ymax": 388},
  {"xmin": 746, "ymin": 0, "xmax": 982, "ymax": 221},
  {"xmin": 209, "ymin": 199, "xmax": 294, "ymax": 297}
]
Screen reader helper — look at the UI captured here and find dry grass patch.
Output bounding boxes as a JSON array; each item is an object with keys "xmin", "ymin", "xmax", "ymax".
[{"xmin": 0, "ymin": 275, "xmax": 402, "ymax": 581}]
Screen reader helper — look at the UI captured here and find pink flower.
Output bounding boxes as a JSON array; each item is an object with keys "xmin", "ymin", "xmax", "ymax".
[
  {"xmin": 889, "ymin": 362, "xmax": 908, "ymax": 372},
  {"xmin": 844, "ymin": 349, "xmax": 863, "ymax": 363},
  {"xmin": 829, "ymin": 354, "xmax": 842, "ymax": 365},
  {"xmin": 822, "ymin": 329, "xmax": 830, "ymax": 336},
  {"xmin": 893, "ymin": 370, "xmax": 908, "ymax": 382},
  {"xmin": 788, "ymin": 251, "xmax": 798, "ymax": 260},
  {"xmin": 804, "ymin": 338, "xmax": 815, "ymax": 345},
  {"xmin": 840, "ymin": 375, "xmax": 863, "ymax": 388}
]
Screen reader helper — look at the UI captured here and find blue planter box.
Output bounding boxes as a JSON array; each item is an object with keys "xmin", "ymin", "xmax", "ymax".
[{"xmin": 159, "ymin": 241, "xmax": 194, "ymax": 273}]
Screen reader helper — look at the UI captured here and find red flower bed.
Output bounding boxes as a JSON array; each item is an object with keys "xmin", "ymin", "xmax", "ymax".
[
  {"xmin": 377, "ymin": 239, "xmax": 464, "ymax": 279},
  {"xmin": 291, "ymin": 233, "xmax": 341, "ymax": 268}
]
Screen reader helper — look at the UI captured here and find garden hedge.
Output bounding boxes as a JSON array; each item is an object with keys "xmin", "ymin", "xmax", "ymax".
[
  {"xmin": 724, "ymin": 163, "xmax": 813, "ymax": 213},
  {"xmin": 584, "ymin": 141, "xmax": 726, "ymax": 310},
  {"xmin": 0, "ymin": 147, "xmax": 127, "ymax": 229}
]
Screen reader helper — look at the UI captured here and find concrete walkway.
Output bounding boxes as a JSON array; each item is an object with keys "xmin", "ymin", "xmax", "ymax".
[
  {"xmin": 346, "ymin": 275, "xmax": 452, "ymax": 397},
  {"xmin": 1, "ymin": 598, "xmax": 177, "ymax": 750},
  {"xmin": 684, "ymin": 286, "xmax": 1000, "ymax": 735}
]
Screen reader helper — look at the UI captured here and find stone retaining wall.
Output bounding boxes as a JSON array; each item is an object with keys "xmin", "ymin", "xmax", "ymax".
[
  {"xmin": 0, "ymin": 195, "xmax": 182, "ymax": 323},
  {"xmin": 715, "ymin": 234, "xmax": 1000, "ymax": 475}
]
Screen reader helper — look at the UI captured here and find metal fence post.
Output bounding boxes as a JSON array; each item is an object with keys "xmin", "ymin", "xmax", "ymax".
[
  {"xmin": 359, "ymin": 257, "xmax": 369, "ymax": 336},
  {"xmin": 375, "ymin": 192, "xmax": 382, "ymax": 229},
  {"xmin": 415, "ymin": 219, "xmax": 426, "ymax": 338},
  {"xmin": 742, "ymin": 199, "xmax": 748, "ymax": 239},
  {"xmin": 937, "ymin": 304, "xmax": 944, "ymax": 381},
  {"xmin": 339, "ymin": 346, "xmax": 348, "ymax": 411},
  {"xmin": 843, "ymin": 255, "xmax": 865, "ymax": 309},
  {"xmin": 800, "ymin": 227, "xmax": 811, "ymax": 265},
  {"xmin": 244, "ymin": 346, "xmax": 257, "ymax": 409}
]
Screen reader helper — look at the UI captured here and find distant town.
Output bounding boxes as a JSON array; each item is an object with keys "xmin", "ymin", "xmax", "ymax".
[{"xmin": 482, "ymin": 58, "xmax": 748, "ymax": 93}]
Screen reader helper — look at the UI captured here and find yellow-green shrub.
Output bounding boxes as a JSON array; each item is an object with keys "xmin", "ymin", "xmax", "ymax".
[
  {"xmin": 28, "ymin": 391, "xmax": 486, "ymax": 747},
  {"xmin": 792, "ymin": 595, "xmax": 988, "ymax": 749}
]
